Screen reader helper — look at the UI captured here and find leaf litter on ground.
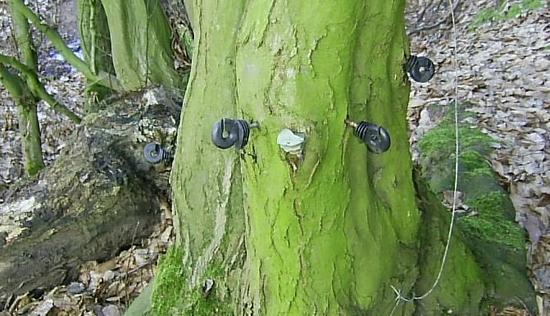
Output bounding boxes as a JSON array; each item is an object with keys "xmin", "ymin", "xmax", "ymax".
[{"xmin": 407, "ymin": 0, "xmax": 549, "ymax": 313}]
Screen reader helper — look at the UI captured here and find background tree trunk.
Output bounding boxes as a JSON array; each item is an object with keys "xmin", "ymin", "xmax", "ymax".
[
  {"xmin": 77, "ymin": 0, "xmax": 116, "ymax": 105},
  {"xmin": 98, "ymin": 0, "xmax": 183, "ymax": 91},
  {"xmin": 78, "ymin": 0, "xmax": 114, "ymax": 77}
]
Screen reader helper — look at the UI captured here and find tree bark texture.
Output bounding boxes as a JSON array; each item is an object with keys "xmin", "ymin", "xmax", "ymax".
[
  {"xmin": 0, "ymin": 88, "xmax": 181, "ymax": 304},
  {"xmin": 78, "ymin": 0, "xmax": 114, "ymax": 77},
  {"xmin": 97, "ymin": 0, "xmax": 184, "ymax": 91},
  {"xmin": 166, "ymin": 0, "xmax": 531, "ymax": 315},
  {"xmin": 170, "ymin": 0, "xmax": 420, "ymax": 314},
  {"xmin": 77, "ymin": 0, "xmax": 116, "ymax": 103}
]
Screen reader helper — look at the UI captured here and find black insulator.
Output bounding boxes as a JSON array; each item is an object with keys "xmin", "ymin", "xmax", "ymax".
[
  {"xmin": 144, "ymin": 142, "xmax": 172, "ymax": 164},
  {"xmin": 355, "ymin": 121, "xmax": 391, "ymax": 153},
  {"xmin": 406, "ymin": 55, "xmax": 435, "ymax": 83},
  {"xmin": 212, "ymin": 118, "xmax": 255, "ymax": 149}
]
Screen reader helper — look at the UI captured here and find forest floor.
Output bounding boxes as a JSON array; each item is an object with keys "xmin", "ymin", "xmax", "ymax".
[
  {"xmin": 0, "ymin": 0, "xmax": 548, "ymax": 315},
  {"xmin": 406, "ymin": 0, "xmax": 549, "ymax": 313}
]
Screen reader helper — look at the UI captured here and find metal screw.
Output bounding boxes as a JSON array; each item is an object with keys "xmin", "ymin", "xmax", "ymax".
[
  {"xmin": 406, "ymin": 55, "xmax": 435, "ymax": 83},
  {"xmin": 345, "ymin": 119, "xmax": 391, "ymax": 153},
  {"xmin": 211, "ymin": 118, "xmax": 259, "ymax": 149},
  {"xmin": 143, "ymin": 142, "xmax": 172, "ymax": 164},
  {"xmin": 202, "ymin": 279, "xmax": 215, "ymax": 298}
]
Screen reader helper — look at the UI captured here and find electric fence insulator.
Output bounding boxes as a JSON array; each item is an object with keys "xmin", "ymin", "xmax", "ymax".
[
  {"xmin": 144, "ymin": 142, "xmax": 172, "ymax": 164},
  {"xmin": 211, "ymin": 118, "xmax": 259, "ymax": 150},
  {"xmin": 406, "ymin": 55, "xmax": 435, "ymax": 83},
  {"xmin": 346, "ymin": 120, "xmax": 391, "ymax": 154}
]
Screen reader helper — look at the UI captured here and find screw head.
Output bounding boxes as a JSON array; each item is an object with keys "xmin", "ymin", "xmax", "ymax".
[
  {"xmin": 144, "ymin": 143, "xmax": 164, "ymax": 164},
  {"xmin": 407, "ymin": 56, "xmax": 435, "ymax": 83}
]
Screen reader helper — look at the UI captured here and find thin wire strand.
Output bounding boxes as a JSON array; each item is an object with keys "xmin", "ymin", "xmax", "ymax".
[
  {"xmin": 390, "ymin": 0, "xmax": 460, "ymax": 313},
  {"xmin": 413, "ymin": 0, "xmax": 460, "ymax": 300}
]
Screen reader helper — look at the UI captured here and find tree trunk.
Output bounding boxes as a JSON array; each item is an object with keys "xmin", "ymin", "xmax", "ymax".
[
  {"xmin": 169, "ymin": 0, "xmax": 419, "ymax": 314},
  {"xmin": 78, "ymin": 0, "xmax": 114, "ymax": 77},
  {"xmin": 162, "ymin": 0, "xmax": 532, "ymax": 315},
  {"xmin": 98, "ymin": 0, "xmax": 183, "ymax": 91},
  {"xmin": 77, "ymin": 0, "xmax": 116, "ymax": 105}
]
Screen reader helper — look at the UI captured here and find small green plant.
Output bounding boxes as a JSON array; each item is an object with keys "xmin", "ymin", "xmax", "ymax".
[{"xmin": 470, "ymin": 0, "xmax": 546, "ymax": 29}]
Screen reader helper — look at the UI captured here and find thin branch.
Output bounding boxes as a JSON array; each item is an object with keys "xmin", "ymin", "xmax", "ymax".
[
  {"xmin": 0, "ymin": 63, "xmax": 27, "ymax": 100},
  {"xmin": 8, "ymin": 0, "xmax": 45, "ymax": 176},
  {"xmin": 408, "ymin": 0, "xmax": 461, "ymax": 35},
  {"xmin": 10, "ymin": 0, "xmax": 38, "ymax": 72},
  {"xmin": 0, "ymin": 54, "xmax": 81, "ymax": 123},
  {"xmin": 10, "ymin": 0, "xmax": 122, "ymax": 91}
]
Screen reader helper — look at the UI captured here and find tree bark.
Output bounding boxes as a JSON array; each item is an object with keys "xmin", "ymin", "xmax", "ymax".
[
  {"xmin": 98, "ymin": 0, "xmax": 184, "ymax": 91},
  {"xmin": 77, "ymin": 0, "xmax": 114, "ymax": 77},
  {"xmin": 169, "ymin": 0, "xmax": 420, "ymax": 314},
  {"xmin": 77, "ymin": 0, "xmax": 116, "ymax": 105}
]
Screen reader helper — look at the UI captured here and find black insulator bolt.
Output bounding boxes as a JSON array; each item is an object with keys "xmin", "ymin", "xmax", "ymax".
[
  {"xmin": 345, "ymin": 119, "xmax": 391, "ymax": 154},
  {"xmin": 211, "ymin": 118, "xmax": 259, "ymax": 150},
  {"xmin": 406, "ymin": 55, "xmax": 435, "ymax": 83},
  {"xmin": 144, "ymin": 142, "xmax": 172, "ymax": 164}
]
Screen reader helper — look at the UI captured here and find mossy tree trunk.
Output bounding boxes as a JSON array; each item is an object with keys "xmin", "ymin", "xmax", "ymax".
[
  {"xmin": 160, "ymin": 0, "xmax": 530, "ymax": 315},
  {"xmin": 78, "ymin": 0, "xmax": 184, "ymax": 93},
  {"xmin": 77, "ymin": 0, "xmax": 115, "ymax": 104},
  {"xmin": 169, "ymin": 0, "xmax": 420, "ymax": 314}
]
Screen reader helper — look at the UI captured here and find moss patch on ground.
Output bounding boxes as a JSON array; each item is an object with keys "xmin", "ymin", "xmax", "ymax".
[
  {"xmin": 416, "ymin": 106, "xmax": 535, "ymax": 311},
  {"xmin": 470, "ymin": 0, "xmax": 546, "ymax": 29},
  {"xmin": 417, "ymin": 114, "xmax": 525, "ymax": 251},
  {"xmin": 418, "ymin": 117, "xmax": 496, "ymax": 196},
  {"xmin": 414, "ymin": 178, "xmax": 486, "ymax": 315},
  {"xmin": 462, "ymin": 192, "xmax": 526, "ymax": 251}
]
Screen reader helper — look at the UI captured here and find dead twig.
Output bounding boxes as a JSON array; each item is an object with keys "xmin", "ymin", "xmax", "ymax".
[{"xmin": 408, "ymin": 0, "xmax": 461, "ymax": 35}]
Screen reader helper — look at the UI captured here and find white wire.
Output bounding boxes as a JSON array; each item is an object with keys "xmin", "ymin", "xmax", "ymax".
[{"xmin": 390, "ymin": 0, "xmax": 460, "ymax": 313}]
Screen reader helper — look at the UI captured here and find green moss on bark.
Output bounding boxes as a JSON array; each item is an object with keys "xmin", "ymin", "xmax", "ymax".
[
  {"xmin": 152, "ymin": 247, "xmax": 186, "ymax": 315},
  {"xmin": 152, "ymin": 247, "xmax": 235, "ymax": 316},
  {"xmin": 165, "ymin": 1, "xmax": 532, "ymax": 315}
]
